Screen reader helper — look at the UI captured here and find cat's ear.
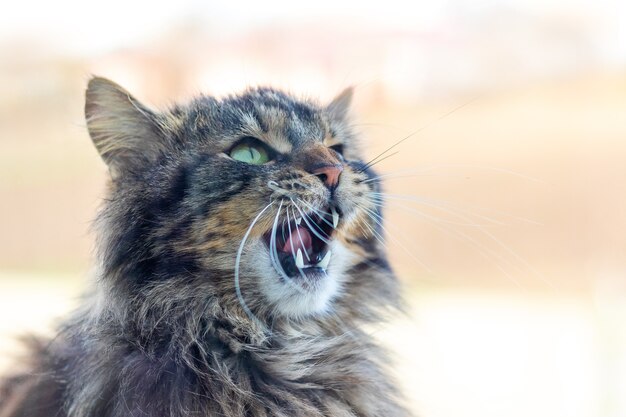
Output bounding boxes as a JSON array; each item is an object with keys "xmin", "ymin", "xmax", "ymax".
[
  {"xmin": 326, "ymin": 87, "xmax": 353, "ymax": 121},
  {"xmin": 85, "ymin": 76, "xmax": 168, "ymax": 178}
]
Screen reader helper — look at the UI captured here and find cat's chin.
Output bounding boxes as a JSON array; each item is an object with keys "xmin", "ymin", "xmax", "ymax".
[{"xmin": 256, "ymin": 239, "xmax": 353, "ymax": 318}]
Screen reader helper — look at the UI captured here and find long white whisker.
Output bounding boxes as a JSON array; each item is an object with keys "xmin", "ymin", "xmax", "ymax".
[
  {"xmin": 373, "ymin": 192, "xmax": 541, "ymax": 226},
  {"xmin": 375, "ymin": 199, "xmax": 527, "ymax": 288},
  {"xmin": 358, "ymin": 97, "xmax": 479, "ymax": 173},
  {"xmin": 235, "ymin": 202, "xmax": 274, "ymax": 326},
  {"xmin": 358, "ymin": 216, "xmax": 388, "ymax": 248},
  {"xmin": 297, "ymin": 198, "xmax": 334, "ymax": 229},
  {"xmin": 268, "ymin": 201, "xmax": 284, "ymax": 277},
  {"xmin": 361, "ymin": 165, "xmax": 546, "ymax": 185},
  {"xmin": 361, "ymin": 171, "xmax": 467, "ymax": 184},
  {"xmin": 289, "ymin": 206, "xmax": 311, "ymax": 262},
  {"xmin": 412, "ymin": 164, "xmax": 546, "ymax": 183},
  {"xmin": 281, "ymin": 210, "xmax": 287, "ymax": 242},
  {"xmin": 354, "ymin": 201, "xmax": 431, "ymax": 271},
  {"xmin": 291, "ymin": 199, "xmax": 332, "ymax": 244},
  {"xmin": 369, "ymin": 195, "xmax": 500, "ymax": 227},
  {"xmin": 369, "ymin": 193, "xmax": 552, "ymax": 289},
  {"xmin": 370, "ymin": 193, "xmax": 503, "ymax": 226},
  {"xmin": 270, "ymin": 201, "xmax": 306, "ymax": 294},
  {"xmin": 289, "ymin": 204, "xmax": 316, "ymax": 281}
]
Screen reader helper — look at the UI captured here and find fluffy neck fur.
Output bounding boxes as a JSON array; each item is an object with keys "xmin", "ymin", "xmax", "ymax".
[{"xmin": 53, "ymin": 262, "xmax": 407, "ymax": 417}]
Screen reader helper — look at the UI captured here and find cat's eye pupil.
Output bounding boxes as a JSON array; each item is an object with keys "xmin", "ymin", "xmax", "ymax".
[{"xmin": 229, "ymin": 141, "xmax": 270, "ymax": 165}]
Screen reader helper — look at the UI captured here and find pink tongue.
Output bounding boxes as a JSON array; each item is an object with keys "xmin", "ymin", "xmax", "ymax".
[{"xmin": 280, "ymin": 227, "xmax": 312, "ymax": 254}]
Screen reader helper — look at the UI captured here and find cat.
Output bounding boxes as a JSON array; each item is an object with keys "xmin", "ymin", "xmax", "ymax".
[{"xmin": 0, "ymin": 77, "xmax": 411, "ymax": 417}]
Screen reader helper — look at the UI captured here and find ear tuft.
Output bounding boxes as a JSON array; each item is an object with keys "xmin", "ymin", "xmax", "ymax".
[
  {"xmin": 85, "ymin": 76, "xmax": 167, "ymax": 178},
  {"xmin": 326, "ymin": 87, "xmax": 354, "ymax": 121}
]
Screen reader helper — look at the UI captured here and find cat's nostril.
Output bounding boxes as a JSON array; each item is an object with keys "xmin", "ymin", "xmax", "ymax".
[{"xmin": 312, "ymin": 164, "xmax": 343, "ymax": 189}]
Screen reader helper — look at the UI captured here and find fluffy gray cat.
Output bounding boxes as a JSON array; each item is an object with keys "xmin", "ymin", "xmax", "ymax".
[{"xmin": 0, "ymin": 77, "xmax": 410, "ymax": 417}]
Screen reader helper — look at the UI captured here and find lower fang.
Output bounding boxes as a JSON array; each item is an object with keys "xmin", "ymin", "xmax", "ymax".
[
  {"xmin": 332, "ymin": 208, "xmax": 339, "ymax": 228},
  {"xmin": 317, "ymin": 250, "xmax": 331, "ymax": 269},
  {"xmin": 296, "ymin": 249, "xmax": 305, "ymax": 269}
]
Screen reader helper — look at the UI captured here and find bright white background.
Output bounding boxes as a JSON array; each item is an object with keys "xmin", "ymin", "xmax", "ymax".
[{"xmin": 1, "ymin": 2, "xmax": 625, "ymax": 416}]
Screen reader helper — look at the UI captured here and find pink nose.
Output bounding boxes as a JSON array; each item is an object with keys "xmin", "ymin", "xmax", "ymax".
[{"xmin": 312, "ymin": 164, "xmax": 343, "ymax": 189}]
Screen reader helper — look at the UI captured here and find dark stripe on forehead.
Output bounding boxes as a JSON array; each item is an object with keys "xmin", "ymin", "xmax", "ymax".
[
  {"xmin": 251, "ymin": 105, "xmax": 269, "ymax": 133},
  {"xmin": 184, "ymin": 97, "xmax": 220, "ymax": 139},
  {"xmin": 218, "ymin": 95, "xmax": 273, "ymax": 135},
  {"xmin": 289, "ymin": 101, "xmax": 317, "ymax": 124},
  {"xmin": 218, "ymin": 106, "xmax": 246, "ymax": 136},
  {"xmin": 285, "ymin": 123, "xmax": 304, "ymax": 147},
  {"xmin": 286, "ymin": 118, "xmax": 325, "ymax": 147},
  {"xmin": 250, "ymin": 88, "xmax": 318, "ymax": 123}
]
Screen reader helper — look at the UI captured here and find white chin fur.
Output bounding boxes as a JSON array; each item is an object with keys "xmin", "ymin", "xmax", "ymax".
[{"xmin": 253, "ymin": 239, "xmax": 353, "ymax": 318}]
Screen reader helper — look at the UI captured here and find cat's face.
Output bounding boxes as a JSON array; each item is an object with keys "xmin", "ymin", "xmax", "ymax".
[{"xmin": 86, "ymin": 78, "xmax": 385, "ymax": 321}]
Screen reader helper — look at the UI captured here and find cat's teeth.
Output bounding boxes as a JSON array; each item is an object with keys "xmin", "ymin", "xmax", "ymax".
[
  {"xmin": 295, "ymin": 217, "xmax": 302, "ymax": 226},
  {"xmin": 331, "ymin": 208, "xmax": 339, "ymax": 228},
  {"xmin": 317, "ymin": 250, "xmax": 331, "ymax": 270},
  {"xmin": 295, "ymin": 249, "xmax": 305, "ymax": 269}
]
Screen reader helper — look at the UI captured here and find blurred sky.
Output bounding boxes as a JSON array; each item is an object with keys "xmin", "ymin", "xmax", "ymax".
[
  {"xmin": 2, "ymin": 1, "xmax": 625, "ymax": 87},
  {"xmin": 1, "ymin": 0, "xmax": 625, "ymax": 61}
]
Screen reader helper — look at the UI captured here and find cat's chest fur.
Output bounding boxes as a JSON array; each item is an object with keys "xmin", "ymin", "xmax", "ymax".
[{"xmin": 54, "ymin": 310, "xmax": 404, "ymax": 417}]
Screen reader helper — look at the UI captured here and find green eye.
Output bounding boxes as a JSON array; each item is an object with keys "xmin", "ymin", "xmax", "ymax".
[{"xmin": 230, "ymin": 143, "xmax": 270, "ymax": 164}]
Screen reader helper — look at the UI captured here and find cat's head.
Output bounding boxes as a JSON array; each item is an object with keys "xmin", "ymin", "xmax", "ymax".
[{"xmin": 86, "ymin": 77, "xmax": 396, "ymax": 324}]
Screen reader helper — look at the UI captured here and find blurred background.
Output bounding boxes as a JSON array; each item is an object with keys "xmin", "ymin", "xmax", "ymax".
[{"xmin": 1, "ymin": 1, "xmax": 625, "ymax": 416}]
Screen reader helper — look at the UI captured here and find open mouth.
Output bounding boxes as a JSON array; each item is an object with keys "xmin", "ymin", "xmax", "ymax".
[{"xmin": 263, "ymin": 205, "xmax": 341, "ymax": 279}]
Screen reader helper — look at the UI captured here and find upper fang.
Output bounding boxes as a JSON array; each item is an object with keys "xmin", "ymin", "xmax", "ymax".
[
  {"xmin": 295, "ymin": 217, "xmax": 302, "ymax": 226},
  {"xmin": 331, "ymin": 208, "xmax": 339, "ymax": 228},
  {"xmin": 295, "ymin": 249, "xmax": 305, "ymax": 269},
  {"xmin": 317, "ymin": 250, "xmax": 331, "ymax": 270}
]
